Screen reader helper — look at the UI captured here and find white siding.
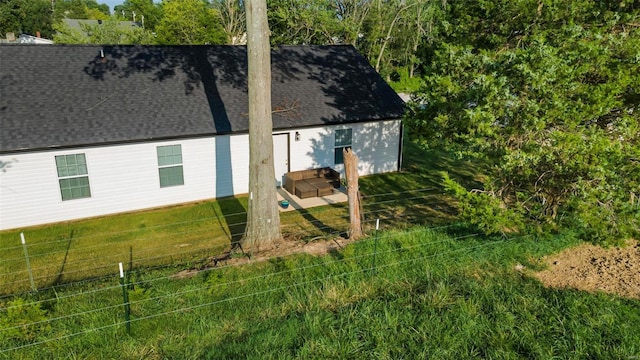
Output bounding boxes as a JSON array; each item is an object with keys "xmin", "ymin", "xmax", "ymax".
[
  {"xmin": 0, "ymin": 120, "xmax": 400, "ymax": 230},
  {"xmin": 288, "ymin": 119, "xmax": 401, "ymax": 176},
  {"xmin": 351, "ymin": 120, "xmax": 402, "ymax": 175},
  {"xmin": 0, "ymin": 136, "xmax": 251, "ymax": 230}
]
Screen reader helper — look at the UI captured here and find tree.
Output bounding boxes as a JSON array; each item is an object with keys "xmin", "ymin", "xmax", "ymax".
[
  {"xmin": 54, "ymin": 0, "xmax": 110, "ymax": 20},
  {"xmin": 0, "ymin": 0, "xmax": 55, "ymax": 38},
  {"xmin": 85, "ymin": 8, "xmax": 109, "ymax": 20},
  {"xmin": 212, "ymin": 0, "xmax": 246, "ymax": 44},
  {"xmin": 371, "ymin": 0, "xmax": 415, "ymax": 74},
  {"xmin": 331, "ymin": 0, "xmax": 372, "ymax": 46},
  {"xmin": 409, "ymin": 1, "xmax": 640, "ymax": 243},
  {"xmin": 268, "ymin": 0, "xmax": 342, "ymax": 45},
  {"xmin": 394, "ymin": 0, "xmax": 444, "ymax": 78},
  {"xmin": 155, "ymin": 0, "xmax": 226, "ymax": 45},
  {"xmin": 240, "ymin": 0, "xmax": 282, "ymax": 252},
  {"xmin": 114, "ymin": 0, "xmax": 163, "ymax": 30},
  {"xmin": 53, "ymin": 17, "xmax": 155, "ymax": 44}
]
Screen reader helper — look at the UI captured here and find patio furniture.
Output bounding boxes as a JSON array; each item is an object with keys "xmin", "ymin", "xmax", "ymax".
[{"xmin": 284, "ymin": 167, "xmax": 340, "ymax": 199}]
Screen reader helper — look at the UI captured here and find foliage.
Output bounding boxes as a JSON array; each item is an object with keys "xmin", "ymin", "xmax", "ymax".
[
  {"xmin": 53, "ymin": 18, "xmax": 156, "ymax": 44},
  {"xmin": 54, "ymin": 0, "xmax": 110, "ymax": 20},
  {"xmin": 0, "ymin": 298, "xmax": 50, "ymax": 342},
  {"xmin": 0, "ymin": 0, "xmax": 113, "ymax": 40},
  {"xmin": 388, "ymin": 66, "xmax": 424, "ymax": 92},
  {"xmin": 3, "ymin": 228, "xmax": 640, "ymax": 358},
  {"xmin": 268, "ymin": 0, "xmax": 342, "ymax": 45},
  {"xmin": 0, "ymin": 0, "xmax": 444, "ymax": 84},
  {"xmin": 360, "ymin": 0, "xmax": 445, "ymax": 78},
  {"xmin": 212, "ymin": 0, "xmax": 246, "ymax": 44},
  {"xmin": 442, "ymin": 172, "xmax": 523, "ymax": 236},
  {"xmin": 85, "ymin": 7, "xmax": 109, "ymax": 20},
  {"xmin": 155, "ymin": 0, "xmax": 226, "ymax": 45},
  {"xmin": 408, "ymin": 1, "xmax": 640, "ymax": 243},
  {"xmin": 114, "ymin": 0, "xmax": 163, "ymax": 30},
  {"xmin": 332, "ymin": 0, "xmax": 371, "ymax": 46},
  {"xmin": 0, "ymin": 0, "xmax": 54, "ymax": 38}
]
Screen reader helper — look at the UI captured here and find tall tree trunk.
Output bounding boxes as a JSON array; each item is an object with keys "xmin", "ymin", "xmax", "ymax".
[
  {"xmin": 240, "ymin": 0, "xmax": 282, "ymax": 252},
  {"xmin": 344, "ymin": 148, "xmax": 362, "ymax": 240}
]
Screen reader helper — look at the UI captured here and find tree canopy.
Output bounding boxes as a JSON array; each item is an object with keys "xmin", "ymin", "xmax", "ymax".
[
  {"xmin": 54, "ymin": 0, "xmax": 110, "ymax": 20},
  {"xmin": 5, "ymin": 0, "xmax": 442, "ymax": 85},
  {"xmin": 408, "ymin": 0, "xmax": 640, "ymax": 243},
  {"xmin": 155, "ymin": 0, "xmax": 226, "ymax": 45},
  {"xmin": 114, "ymin": 0, "xmax": 163, "ymax": 30},
  {"xmin": 53, "ymin": 17, "xmax": 155, "ymax": 44},
  {"xmin": 5, "ymin": 0, "xmax": 638, "ymax": 243},
  {"xmin": 0, "ymin": 0, "xmax": 55, "ymax": 38}
]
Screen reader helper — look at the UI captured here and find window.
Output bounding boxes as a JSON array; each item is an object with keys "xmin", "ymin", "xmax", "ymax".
[
  {"xmin": 55, "ymin": 154, "xmax": 91, "ymax": 201},
  {"xmin": 157, "ymin": 144, "xmax": 184, "ymax": 187},
  {"xmin": 334, "ymin": 128, "xmax": 352, "ymax": 165}
]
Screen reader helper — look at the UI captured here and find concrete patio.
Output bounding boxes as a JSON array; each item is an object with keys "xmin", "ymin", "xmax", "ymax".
[{"xmin": 276, "ymin": 186, "xmax": 348, "ymax": 212}]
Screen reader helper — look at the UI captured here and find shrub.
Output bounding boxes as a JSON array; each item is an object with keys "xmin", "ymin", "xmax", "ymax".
[{"xmin": 0, "ymin": 297, "xmax": 50, "ymax": 342}]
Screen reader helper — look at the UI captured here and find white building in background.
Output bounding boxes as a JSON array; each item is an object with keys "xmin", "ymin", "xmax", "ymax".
[{"xmin": 0, "ymin": 45, "xmax": 405, "ymax": 230}]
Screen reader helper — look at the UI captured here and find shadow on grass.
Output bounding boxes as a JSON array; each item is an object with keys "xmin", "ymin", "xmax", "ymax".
[
  {"xmin": 294, "ymin": 206, "xmax": 342, "ymax": 240},
  {"xmin": 282, "ymin": 204, "xmax": 350, "ymax": 243},
  {"xmin": 0, "ymin": 141, "xmax": 490, "ymax": 295},
  {"xmin": 51, "ymin": 230, "xmax": 75, "ymax": 287},
  {"xmin": 211, "ymin": 197, "xmax": 248, "ymax": 249},
  {"xmin": 359, "ymin": 141, "xmax": 489, "ymax": 228}
]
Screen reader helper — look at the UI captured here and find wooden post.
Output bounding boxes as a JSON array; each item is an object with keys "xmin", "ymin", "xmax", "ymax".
[{"xmin": 344, "ymin": 148, "xmax": 362, "ymax": 240}]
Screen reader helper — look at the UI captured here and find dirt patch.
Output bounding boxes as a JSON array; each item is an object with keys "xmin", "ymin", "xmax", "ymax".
[
  {"xmin": 174, "ymin": 236, "xmax": 640, "ymax": 300},
  {"xmin": 534, "ymin": 240, "xmax": 640, "ymax": 299},
  {"xmin": 245, "ymin": 236, "xmax": 355, "ymax": 260},
  {"xmin": 172, "ymin": 236, "xmax": 356, "ymax": 279}
]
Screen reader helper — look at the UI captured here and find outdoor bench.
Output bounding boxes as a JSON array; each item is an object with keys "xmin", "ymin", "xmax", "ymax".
[{"xmin": 284, "ymin": 167, "xmax": 340, "ymax": 199}]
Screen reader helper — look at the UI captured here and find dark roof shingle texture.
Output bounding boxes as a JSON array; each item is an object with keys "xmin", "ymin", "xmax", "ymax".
[{"xmin": 0, "ymin": 45, "xmax": 404, "ymax": 152}]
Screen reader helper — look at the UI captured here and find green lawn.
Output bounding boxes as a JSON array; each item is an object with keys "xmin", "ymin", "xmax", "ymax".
[
  {"xmin": 1, "ymin": 227, "xmax": 638, "ymax": 358},
  {"xmin": 1, "ymin": 142, "xmax": 639, "ymax": 358},
  {"xmin": 1, "ymin": 141, "xmax": 478, "ymax": 295}
]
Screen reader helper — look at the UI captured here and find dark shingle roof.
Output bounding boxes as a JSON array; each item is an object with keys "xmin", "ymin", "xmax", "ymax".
[{"xmin": 0, "ymin": 45, "xmax": 405, "ymax": 153}]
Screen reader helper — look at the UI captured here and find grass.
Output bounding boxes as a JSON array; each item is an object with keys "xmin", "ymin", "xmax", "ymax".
[
  {"xmin": 1, "ymin": 227, "xmax": 638, "ymax": 358},
  {"xmin": 0, "ymin": 197, "xmax": 357, "ymax": 295},
  {"xmin": 359, "ymin": 140, "xmax": 487, "ymax": 228},
  {"xmin": 1, "ymin": 141, "xmax": 639, "ymax": 358},
  {"xmin": 0, "ymin": 141, "xmax": 479, "ymax": 295}
]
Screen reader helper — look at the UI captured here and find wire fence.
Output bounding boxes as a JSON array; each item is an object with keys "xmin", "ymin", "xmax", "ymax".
[
  {"xmin": 0, "ymin": 190, "xmax": 416, "ymax": 255},
  {"xmin": 0, "ymin": 224, "xmax": 511, "ymax": 354},
  {"xmin": 2, "ymin": 222, "xmax": 464, "ymax": 310},
  {"xmin": 0, "ymin": 188, "xmax": 446, "ymax": 296},
  {"xmin": 0, "ymin": 185, "xmax": 464, "ymax": 355},
  {"xmin": 0, "ymin": 188, "xmax": 441, "ymax": 256}
]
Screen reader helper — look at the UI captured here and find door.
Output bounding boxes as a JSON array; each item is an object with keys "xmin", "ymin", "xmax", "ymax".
[{"xmin": 273, "ymin": 133, "xmax": 289, "ymax": 187}]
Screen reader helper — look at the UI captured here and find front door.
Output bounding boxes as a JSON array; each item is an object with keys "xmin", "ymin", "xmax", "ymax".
[{"xmin": 273, "ymin": 133, "xmax": 289, "ymax": 187}]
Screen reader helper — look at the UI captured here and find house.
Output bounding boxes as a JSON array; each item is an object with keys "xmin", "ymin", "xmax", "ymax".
[
  {"xmin": 18, "ymin": 34, "xmax": 54, "ymax": 45},
  {"xmin": 0, "ymin": 45, "xmax": 405, "ymax": 230},
  {"xmin": 0, "ymin": 33, "xmax": 53, "ymax": 45}
]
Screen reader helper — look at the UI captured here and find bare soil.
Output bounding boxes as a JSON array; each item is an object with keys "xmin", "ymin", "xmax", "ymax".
[
  {"xmin": 534, "ymin": 240, "xmax": 640, "ymax": 299},
  {"xmin": 174, "ymin": 236, "xmax": 640, "ymax": 301},
  {"xmin": 173, "ymin": 236, "xmax": 356, "ymax": 279}
]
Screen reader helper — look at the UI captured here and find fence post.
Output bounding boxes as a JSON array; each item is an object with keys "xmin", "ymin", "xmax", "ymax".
[
  {"xmin": 371, "ymin": 219, "xmax": 380, "ymax": 277},
  {"xmin": 20, "ymin": 233, "xmax": 36, "ymax": 292},
  {"xmin": 119, "ymin": 262, "xmax": 131, "ymax": 335}
]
